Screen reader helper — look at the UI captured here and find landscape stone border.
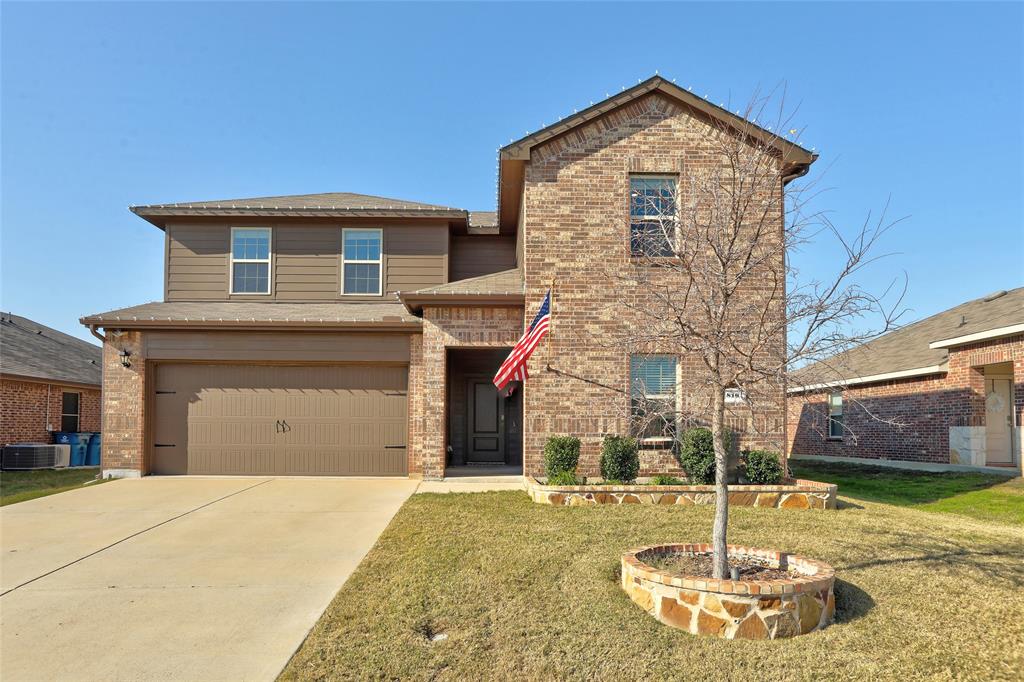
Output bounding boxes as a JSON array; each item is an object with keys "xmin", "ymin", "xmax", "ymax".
[
  {"xmin": 622, "ymin": 543, "xmax": 836, "ymax": 639},
  {"xmin": 525, "ymin": 477, "xmax": 837, "ymax": 509}
]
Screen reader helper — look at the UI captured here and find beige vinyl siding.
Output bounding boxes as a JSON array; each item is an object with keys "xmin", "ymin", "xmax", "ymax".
[
  {"xmin": 143, "ymin": 330, "xmax": 411, "ymax": 363},
  {"xmin": 450, "ymin": 236, "xmax": 516, "ymax": 281},
  {"xmin": 165, "ymin": 223, "xmax": 449, "ymax": 301},
  {"xmin": 166, "ymin": 225, "xmax": 230, "ymax": 300},
  {"xmin": 384, "ymin": 226, "xmax": 447, "ymax": 293},
  {"xmin": 275, "ymin": 226, "xmax": 340, "ymax": 301}
]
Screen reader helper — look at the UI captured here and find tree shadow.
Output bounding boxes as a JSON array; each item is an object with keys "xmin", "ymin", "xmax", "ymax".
[
  {"xmin": 835, "ymin": 498, "xmax": 865, "ymax": 510},
  {"xmin": 833, "ymin": 578, "xmax": 875, "ymax": 624}
]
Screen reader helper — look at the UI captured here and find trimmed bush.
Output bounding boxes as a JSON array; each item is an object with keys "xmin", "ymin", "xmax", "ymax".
[
  {"xmin": 544, "ymin": 436, "xmax": 581, "ymax": 479},
  {"xmin": 546, "ymin": 470, "xmax": 580, "ymax": 486},
  {"xmin": 743, "ymin": 450, "xmax": 784, "ymax": 484},
  {"xmin": 677, "ymin": 427, "xmax": 733, "ymax": 485},
  {"xmin": 650, "ymin": 474, "xmax": 685, "ymax": 486},
  {"xmin": 600, "ymin": 436, "xmax": 639, "ymax": 483}
]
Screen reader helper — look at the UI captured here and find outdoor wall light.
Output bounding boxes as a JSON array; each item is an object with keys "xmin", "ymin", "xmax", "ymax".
[{"xmin": 119, "ymin": 349, "xmax": 132, "ymax": 368}]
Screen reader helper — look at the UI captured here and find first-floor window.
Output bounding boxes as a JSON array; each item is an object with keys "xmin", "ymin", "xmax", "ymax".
[
  {"xmin": 630, "ymin": 355, "xmax": 677, "ymax": 441},
  {"xmin": 61, "ymin": 391, "xmax": 80, "ymax": 432},
  {"xmin": 230, "ymin": 227, "xmax": 271, "ymax": 294},
  {"xmin": 828, "ymin": 392, "xmax": 843, "ymax": 439},
  {"xmin": 342, "ymin": 228, "xmax": 382, "ymax": 295}
]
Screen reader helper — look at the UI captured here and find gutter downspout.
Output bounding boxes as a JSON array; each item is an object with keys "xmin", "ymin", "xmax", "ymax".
[{"xmin": 88, "ymin": 324, "xmax": 106, "ymax": 344}]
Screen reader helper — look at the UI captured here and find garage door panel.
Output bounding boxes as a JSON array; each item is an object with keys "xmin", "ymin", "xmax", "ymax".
[{"xmin": 153, "ymin": 364, "xmax": 408, "ymax": 476}]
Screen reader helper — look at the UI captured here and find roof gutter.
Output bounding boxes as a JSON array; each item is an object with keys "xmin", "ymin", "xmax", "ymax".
[
  {"xmin": 398, "ymin": 292, "xmax": 526, "ymax": 315},
  {"xmin": 928, "ymin": 323, "xmax": 1024, "ymax": 350},
  {"xmin": 787, "ymin": 364, "xmax": 948, "ymax": 393},
  {"xmin": 79, "ymin": 317, "xmax": 422, "ymax": 333}
]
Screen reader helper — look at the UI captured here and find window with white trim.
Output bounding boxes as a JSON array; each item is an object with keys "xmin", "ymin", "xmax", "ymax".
[
  {"xmin": 342, "ymin": 228, "xmax": 382, "ymax": 295},
  {"xmin": 629, "ymin": 176, "xmax": 676, "ymax": 257},
  {"xmin": 630, "ymin": 354, "xmax": 677, "ymax": 442},
  {"xmin": 230, "ymin": 228, "xmax": 271, "ymax": 294},
  {"xmin": 828, "ymin": 392, "xmax": 843, "ymax": 439}
]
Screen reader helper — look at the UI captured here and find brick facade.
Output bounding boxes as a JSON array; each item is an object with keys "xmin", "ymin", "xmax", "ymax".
[
  {"xmin": 519, "ymin": 93, "xmax": 786, "ymax": 477},
  {"xmin": 788, "ymin": 334, "xmax": 1023, "ymax": 466},
  {"xmin": 99, "ymin": 332, "xmax": 147, "ymax": 476},
  {"xmin": 0, "ymin": 378, "xmax": 101, "ymax": 445},
  {"xmin": 409, "ymin": 305, "xmax": 523, "ymax": 479}
]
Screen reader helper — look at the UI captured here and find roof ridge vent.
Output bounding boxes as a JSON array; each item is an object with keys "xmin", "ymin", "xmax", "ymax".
[{"xmin": 982, "ymin": 290, "xmax": 1007, "ymax": 302}]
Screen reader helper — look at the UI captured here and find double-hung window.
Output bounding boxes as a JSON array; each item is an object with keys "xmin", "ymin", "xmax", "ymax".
[
  {"xmin": 342, "ymin": 229, "xmax": 382, "ymax": 295},
  {"xmin": 230, "ymin": 228, "xmax": 271, "ymax": 294},
  {"xmin": 61, "ymin": 391, "xmax": 80, "ymax": 432},
  {"xmin": 629, "ymin": 176, "xmax": 676, "ymax": 257},
  {"xmin": 630, "ymin": 355, "xmax": 678, "ymax": 442},
  {"xmin": 828, "ymin": 392, "xmax": 843, "ymax": 439}
]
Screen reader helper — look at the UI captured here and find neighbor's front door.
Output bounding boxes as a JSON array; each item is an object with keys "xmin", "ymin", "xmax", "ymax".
[
  {"xmin": 467, "ymin": 377, "xmax": 505, "ymax": 464},
  {"xmin": 985, "ymin": 376, "xmax": 1013, "ymax": 465}
]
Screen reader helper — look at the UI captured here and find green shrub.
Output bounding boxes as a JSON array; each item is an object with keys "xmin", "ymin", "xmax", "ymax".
[
  {"xmin": 742, "ymin": 450, "xmax": 784, "ymax": 484},
  {"xmin": 600, "ymin": 436, "xmax": 639, "ymax": 483},
  {"xmin": 544, "ymin": 436, "xmax": 581, "ymax": 479},
  {"xmin": 677, "ymin": 428, "xmax": 733, "ymax": 485},
  {"xmin": 650, "ymin": 474, "xmax": 685, "ymax": 485},
  {"xmin": 546, "ymin": 470, "xmax": 580, "ymax": 486},
  {"xmin": 601, "ymin": 479, "xmax": 624, "ymax": 486}
]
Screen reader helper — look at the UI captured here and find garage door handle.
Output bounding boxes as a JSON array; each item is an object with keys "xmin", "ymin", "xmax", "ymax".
[
  {"xmin": 384, "ymin": 445, "xmax": 406, "ymax": 449},
  {"xmin": 154, "ymin": 443, "xmax": 175, "ymax": 448},
  {"xmin": 385, "ymin": 392, "xmax": 406, "ymax": 396}
]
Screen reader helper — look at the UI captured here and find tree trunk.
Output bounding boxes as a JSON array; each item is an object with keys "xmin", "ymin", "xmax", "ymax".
[{"xmin": 711, "ymin": 386, "xmax": 729, "ymax": 579}]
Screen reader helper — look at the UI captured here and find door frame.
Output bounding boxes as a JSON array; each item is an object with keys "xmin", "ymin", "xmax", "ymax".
[
  {"xmin": 465, "ymin": 373, "xmax": 506, "ymax": 464},
  {"xmin": 984, "ymin": 369, "xmax": 1015, "ymax": 466}
]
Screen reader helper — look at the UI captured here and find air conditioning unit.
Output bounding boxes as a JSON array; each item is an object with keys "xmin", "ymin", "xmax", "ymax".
[{"xmin": 1, "ymin": 444, "xmax": 71, "ymax": 470}]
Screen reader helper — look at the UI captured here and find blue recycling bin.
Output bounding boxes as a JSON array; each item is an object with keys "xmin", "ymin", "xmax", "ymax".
[
  {"xmin": 53, "ymin": 432, "xmax": 88, "ymax": 467},
  {"xmin": 85, "ymin": 433, "xmax": 101, "ymax": 466}
]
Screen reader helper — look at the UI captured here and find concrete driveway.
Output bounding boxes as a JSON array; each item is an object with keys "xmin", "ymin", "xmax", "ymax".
[{"xmin": 0, "ymin": 476, "xmax": 418, "ymax": 681}]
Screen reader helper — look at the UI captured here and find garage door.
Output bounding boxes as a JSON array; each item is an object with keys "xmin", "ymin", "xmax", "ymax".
[{"xmin": 152, "ymin": 364, "xmax": 407, "ymax": 476}]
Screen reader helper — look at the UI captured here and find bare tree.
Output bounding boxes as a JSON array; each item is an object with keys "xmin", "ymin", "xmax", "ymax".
[{"xmin": 608, "ymin": 89, "xmax": 906, "ymax": 579}]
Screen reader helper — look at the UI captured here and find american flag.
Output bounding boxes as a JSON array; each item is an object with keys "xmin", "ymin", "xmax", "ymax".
[{"xmin": 493, "ymin": 289, "xmax": 551, "ymax": 390}]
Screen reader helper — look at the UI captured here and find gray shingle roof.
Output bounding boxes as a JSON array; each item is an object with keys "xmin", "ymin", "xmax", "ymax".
[
  {"xmin": 792, "ymin": 287, "xmax": 1024, "ymax": 388},
  {"xmin": 81, "ymin": 301, "xmax": 419, "ymax": 328},
  {"xmin": 411, "ymin": 269, "xmax": 524, "ymax": 296},
  {"xmin": 1, "ymin": 314, "xmax": 102, "ymax": 386}
]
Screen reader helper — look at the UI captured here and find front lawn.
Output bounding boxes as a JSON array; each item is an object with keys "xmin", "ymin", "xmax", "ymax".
[
  {"xmin": 283, "ymin": 490, "xmax": 1024, "ymax": 680},
  {"xmin": 791, "ymin": 459, "xmax": 1023, "ymax": 525},
  {"xmin": 0, "ymin": 467, "xmax": 102, "ymax": 506}
]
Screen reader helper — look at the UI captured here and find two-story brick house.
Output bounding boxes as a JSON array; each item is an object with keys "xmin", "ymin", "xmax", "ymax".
[{"xmin": 82, "ymin": 76, "xmax": 816, "ymax": 479}]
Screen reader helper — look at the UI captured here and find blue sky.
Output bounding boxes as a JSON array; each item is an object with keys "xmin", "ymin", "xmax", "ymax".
[{"xmin": 2, "ymin": 1, "xmax": 1021, "ymax": 344}]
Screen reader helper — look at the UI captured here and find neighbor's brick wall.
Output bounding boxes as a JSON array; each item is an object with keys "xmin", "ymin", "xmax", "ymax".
[
  {"xmin": 787, "ymin": 334, "xmax": 1023, "ymax": 464},
  {"xmin": 1, "ymin": 378, "xmax": 101, "ymax": 445},
  {"xmin": 408, "ymin": 305, "xmax": 523, "ymax": 479},
  {"xmin": 100, "ymin": 332, "xmax": 148, "ymax": 474},
  {"xmin": 520, "ymin": 92, "xmax": 787, "ymax": 477}
]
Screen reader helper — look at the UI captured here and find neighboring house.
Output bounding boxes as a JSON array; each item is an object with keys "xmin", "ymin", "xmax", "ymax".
[
  {"xmin": 1, "ymin": 314, "xmax": 102, "ymax": 445},
  {"xmin": 788, "ymin": 288, "xmax": 1023, "ymax": 473},
  {"xmin": 81, "ymin": 75, "xmax": 816, "ymax": 479}
]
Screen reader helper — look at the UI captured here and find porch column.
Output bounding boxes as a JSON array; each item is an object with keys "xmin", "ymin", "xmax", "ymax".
[{"xmin": 410, "ymin": 320, "xmax": 447, "ymax": 480}]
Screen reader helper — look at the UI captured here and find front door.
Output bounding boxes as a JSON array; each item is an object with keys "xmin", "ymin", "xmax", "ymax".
[
  {"xmin": 467, "ymin": 377, "xmax": 505, "ymax": 463},
  {"xmin": 985, "ymin": 376, "xmax": 1013, "ymax": 465}
]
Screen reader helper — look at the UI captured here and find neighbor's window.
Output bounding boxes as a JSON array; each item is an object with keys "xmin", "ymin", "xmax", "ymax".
[
  {"xmin": 629, "ymin": 176, "xmax": 676, "ymax": 257},
  {"xmin": 61, "ymin": 391, "xmax": 80, "ymax": 432},
  {"xmin": 230, "ymin": 227, "xmax": 271, "ymax": 294},
  {"xmin": 342, "ymin": 228, "xmax": 382, "ymax": 295},
  {"xmin": 828, "ymin": 392, "xmax": 843, "ymax": 439},
  {"xmin": 630, "ymin": 355, "xmax": 677, "ymax": 441}
]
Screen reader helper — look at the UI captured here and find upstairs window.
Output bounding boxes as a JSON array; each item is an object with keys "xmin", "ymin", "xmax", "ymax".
[
  {"xmin": 629, "ymin": 176, "xmax": 676, "ymax": 257},
  {"xmin": 630, "ymin": 354, "xmax": 677, "ymax": 442},
  {"xmin": 342, "ymin": 228, "xmax": 382, "ymax": 295},
  {"xmin": 230, "ymin": 228, "xmax": 271, "ymax": 294},
  {"xmin": 828, "ymin": 392, "xmax": 844, "ymax": 439},
  {"xmin": 61, "ymin": 391, "xmax": 80, "ymax": 432}
]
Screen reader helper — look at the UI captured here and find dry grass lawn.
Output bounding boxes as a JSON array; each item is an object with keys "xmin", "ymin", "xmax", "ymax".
[{"xmin": 283, "ymin": 490, "xmax": 1023, "ymax": 681}]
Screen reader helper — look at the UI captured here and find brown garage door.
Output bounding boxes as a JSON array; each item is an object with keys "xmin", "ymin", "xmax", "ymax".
[{"xmin": 152, "ymin": 364, "xmax": 407, "ymax": 476}]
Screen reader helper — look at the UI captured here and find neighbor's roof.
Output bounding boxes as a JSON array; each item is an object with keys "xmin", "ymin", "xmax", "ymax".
[
  {"xmin": 791, "ymin": 287, "xmax": 1024, "ymax": 391},
  {"xmin": 131, "ymin": 192, "xmax": 468, "ymax": 228},
  {"xmin": 399, "ymin": 269, "xmax": 524, "ymax": 312},
  {"xmin": 81, "ymin": 301, "xmax": 420, "ymax": 330},
  {"xmin": 1, "ymin": 313, "xmax": 102, "ymax": 387}
]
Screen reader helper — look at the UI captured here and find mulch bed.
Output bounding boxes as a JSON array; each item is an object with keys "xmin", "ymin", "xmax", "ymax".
[{"xmin": 641, "ymin": 551, "xmax": 792, "ymax": 581}]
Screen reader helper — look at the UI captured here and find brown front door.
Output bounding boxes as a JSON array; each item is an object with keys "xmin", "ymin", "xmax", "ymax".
[
  {"xmin": 152, "ymin": 364, "xmax": 408, "ymax": 476},
  {"xmin": 985, "ymin": 375, "xmax": 1014, "ymax": 465},
  {"xmin": 467, "ymin": 377, "xmax": 505, "ymax": 463}
]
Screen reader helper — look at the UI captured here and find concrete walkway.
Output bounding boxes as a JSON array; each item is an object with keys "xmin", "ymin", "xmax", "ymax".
[{"xmin": 0, "ymin": 477, "xmax": 418, "ymax": 681}]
